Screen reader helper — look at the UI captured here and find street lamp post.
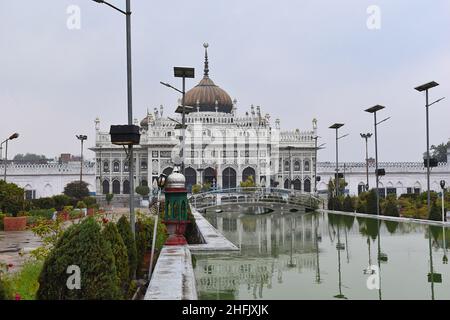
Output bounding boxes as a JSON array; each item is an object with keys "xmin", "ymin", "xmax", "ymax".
[
  {"xmin": 313, "ymin": 136, "xmax": 325, "ymax": 194},
  {"xmin": 329, "ymin": 124, "xmax": 346, "ymax": 199},
  {"xmin": 1, "ymin": 133, "xmax": 19, "ymax": 182},
  {"xmin": 92, "ymin": 0, "xmax": 136, "ymax": 234},
  {"xmin": 365, "ymin": 105, "xmax": 389, "ymax": 216},
  {"xmin": 441, "ymin": 180, "xmax": 446, "ymax": 222},
  {"xmin": 415, "ymin": 81, "xmax": 445, "ymax": 214},
  {"xmin": 76, "ymin": 135, "xmax": 87, "ymax": 184},
  {"xmin": 360, "ymin": 133, "xmax": 373, "ymax": 191}
]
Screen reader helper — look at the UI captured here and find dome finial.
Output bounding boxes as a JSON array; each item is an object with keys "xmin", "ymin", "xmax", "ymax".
[{"xmin": 203, "ymin": 43, "xmax": 209, "ymax": 77}]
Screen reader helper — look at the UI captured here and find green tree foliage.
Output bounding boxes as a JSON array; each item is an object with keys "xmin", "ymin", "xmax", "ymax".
[
  {"xmin": 82, "ymin": 196, "xmax": 97, "ymax": 208},
  {"xmin": 343, "ymin": 195, "xmax": 354, "ymax": 212},
  {"xmin": 63, "ymin": 181, "xmax": 90, "ymax": 201},
  {"xmin": 428, "ymin": 201, "xmax": 442, "ymax": 221},
  {"xmin": 240, "ymin": 176, "xmax": 256, "ymax": 189},
  {"xmin": 32, "ymin": 197, "xmax": 55, "ymax": 210},
  {"xmin": 135, "ymin": 186, "xmax": 150, "ymax": 197},
  {"xmin": 52, "ymin": 194, "xmax": 72, "ymax": 211},
  {"xmin": 191, "ymin": 184, "xmax": 202, "ymax": 194},
  {"xmin": 327, "ymin": 196, "xmax": 342, "ymax": 211},
  {"xmin": 382, "ymin": 195, "xmax": 399, "ymax": 217},
  {"xmin": 102, "ymin": 222, "xmax": 129, "ymax": 298},
  {"xmin": 0, "ymin": 180, "xmax": 25, "ymax": 216},
  {"xmin": 106, "ymin": 193, "xmax": 114, "ymax": 205},
  {"xmin": 116, "ymin": 216, "xmax": 137, "ymax": 281},
  {"xmin": 37, "ymin": 218, "xmax": 121, "ymax": 300},
  {"xmin": 13, "ymin": 153, "xmax": 47, "ymax": 162},
  {"xmin": 366, "ymin": 189, "xmax": 378, "ymax": 215},
  {"xmin": 76, "ymin": 201, "xmax": 86, "ymax": 209},
  {"xmin": 135, "ymin": 215, "xmax": 168, "ymax": 278},
  {"xmin": 429, "ymin": 142, "xmax": 450, "ymax": 163}
]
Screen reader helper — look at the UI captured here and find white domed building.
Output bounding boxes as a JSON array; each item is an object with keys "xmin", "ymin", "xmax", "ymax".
[{"xmin": 91, "ymin": 44, "xmax": 318, "ymax": 201}]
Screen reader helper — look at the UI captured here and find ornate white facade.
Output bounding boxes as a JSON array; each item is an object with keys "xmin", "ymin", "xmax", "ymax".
[{"xmin": 91, "ymin": 45, "xmax": 318, "ymax": 198}]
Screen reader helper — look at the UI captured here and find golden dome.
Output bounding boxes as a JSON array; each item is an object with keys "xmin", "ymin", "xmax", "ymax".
[{"xmin": 183, "ymin": 44, "xmax": 233, "ymax": 113}]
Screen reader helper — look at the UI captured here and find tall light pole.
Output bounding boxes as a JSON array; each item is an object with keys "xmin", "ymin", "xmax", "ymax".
[
  {"xmin": 415, "ymin": 81, "xmax": 445, "ymax": 214},
  {"xmin": 365, "ymin": 105, "xmax": 389, "ymax": 216},
  {"xmin": 160, "ymin": 67, "xmax": 195, "ymax": 176},
  {"xmin": 360, "ymin": 133, "xmax": 372, "ymax": 191},
  {"xmin": 329, "ymin": 124, "xmax": 347, "ymax": 199},
  {"xmin": 92, "ymin": 0, "xmax": 136, "ymax": 234},
  {"xmin": 1, "ymin": 133, "xmax": 19, "ymax": 182},
  {"xmin": 76, "ymin": 135, "xmax": 87, "ymax": 184},
  {"xmin": 313, "ymin": 136, "xmax": 325, "ymax": 194}
]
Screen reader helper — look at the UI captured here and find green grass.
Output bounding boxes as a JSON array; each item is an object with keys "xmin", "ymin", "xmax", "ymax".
[{"xmin": 5, "ymin": 259, "xmax": 43, "ymax": 300}]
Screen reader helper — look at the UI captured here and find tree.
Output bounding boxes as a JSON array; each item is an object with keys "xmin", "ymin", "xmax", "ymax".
[
  {"xmin": 191, "ymin": 184, "xmax": 202, "ymax": 194},
  {"xmin": 102, "ymin": 222, "xmax": 129, "ymax": 298},
  {"xmin": 240, "ymin": 176, "xmax": 256, "ymax": 188},
  {"xmin": 382, "ymin": 195, "xmax": 399, "ymax": 217},
  {"xmin": 429, "ymin": 142, "xmax": 450, "ymax": 163},
  {"xmin": 37, "ymin": 218, "xmax": 121, "ymax": 300},
  {"xmin": 52, "ymin": 194, "xmax": 72, "ymax": 211},
  {"xmin": 13, "ymin": 153, "xmax": 47, "ymax": 162},
  {"xmin": 0, "ymin": 180, "xmax": 25, "ymax": 217},
  {"xmin": 343, "ymin": 195, "xmax": 354, "ymax": 212},
  {"xmin": 428, "ymin": 201, "xmax": 442, "ymax": 221},
  {"xmin": 63, "ymin": 181, "xmax": 90, "ymax": 201},
  {"xmin": 116, "ymin": 216, "xmax": 137, "ymax": 282},
  {"xmin": 135, "ymin": 186, "xmax": 150, "ymax": 198},
  {"xmin": 366, "ymin": 189, "xmax": 378, "ymax": 215},
  {"xmin": 106, "ymin": 193, "xmax": 114, "ymax": 205}
]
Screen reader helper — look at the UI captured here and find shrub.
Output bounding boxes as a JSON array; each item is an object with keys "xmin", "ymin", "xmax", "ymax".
[
  {"xmin": 0, "ymin": 180, "xmax": 25, "ymax": 217},
  {"xmin": 37, "ymin": 217, "xmax": 121, "ymax": 300},
  {"xmin": 366, "ymin": 189, "xmax": 378, "ymax": 214},
  {"xmin": 343, "ymin": 195, "xmax": 354, "ymax": 212},
  {"xmin": 4, "ymin": 259, "xmax": 43, "ymax": 300},
  {"xmin": 32, "ymin": 197, "xmax": 55, "ymax": 210},
  {"xmin": 52, "ymin": 195, "xmax": 72, "ymax": 211},
  {"xmin": 382, "ymin": 196, "xmax": 399, "ymax": 217},
  {"xmin": 76, "ymin": 201, "xmax": 87, "ymax": 209},
  {"xmin": 191, "ymin": 184, "xmax": 202, "ymax": 194},
  {"xmin": 116, "ymin": 216, "xmax": 137, "ymax": 281},
  {"xmin": 135, "ymin": 215, "xmax": 167, "ymax": 278},
  {"xmin": 0, "ymin": 278, "xmax": 12, "ymax": 300},
  {"xmin": 428, "ymin": 201, "xmax": 442, "ymax": 221},
  {"xmin": 63, "ymin": 206, "xmax": 73, "ymax": 213},
  {"xmin": 63, "ymin": 181, "xmax": 90, "ymax": 201},
  {"xmin": 240, "ymin": 176, "xmax": 256, "ymax": 189},
  {"xmin": 135, "ymin": 186, "xmax": 150, "ymax": 197},
  {"xmin": 106, "ymin": 193, "xmax": 114, "ymax": 205},
  {"xmin": 328, "ymin": 196, "xmax": 342, "ymax": 211},
  {"xmin": 28, "ymin": 209, "xmax": 55, "ymax": 220},
  {"xmin": 102, "ymin": 222, "xmax": 129, "ymax": 298},
  {"xmin": 82, "ymin": 196, "xmax": 97, "ymax": 208}
]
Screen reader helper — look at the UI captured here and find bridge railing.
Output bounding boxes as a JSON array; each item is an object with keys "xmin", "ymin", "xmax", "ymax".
[{"xmin": 189, "ymin": 187, "xmax": 322, "ymax": 210}]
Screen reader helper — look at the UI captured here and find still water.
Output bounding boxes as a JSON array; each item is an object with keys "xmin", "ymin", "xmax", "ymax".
[{"xmin": 193, "ymin": 206, "xmax": 450, "ymax": 300}]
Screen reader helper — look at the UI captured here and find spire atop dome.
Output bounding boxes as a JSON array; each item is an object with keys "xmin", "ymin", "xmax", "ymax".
[{"xmin": 203, "ymin": 43, "xmax": 209, "ymax": 77}]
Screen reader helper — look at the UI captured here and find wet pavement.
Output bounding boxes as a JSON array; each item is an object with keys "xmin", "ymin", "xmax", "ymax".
[{"xmin": 0, "ymin": 231, "xmax": 42, "ymax": 273}]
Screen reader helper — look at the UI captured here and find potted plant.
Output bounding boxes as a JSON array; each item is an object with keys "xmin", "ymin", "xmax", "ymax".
[
  {"xmin": 105, "ymin": 193, "xmax": 114, "ymax": 209},
  {"xmin": 0, "ymin": 181, "xmax": 27, "ymax": 231}
]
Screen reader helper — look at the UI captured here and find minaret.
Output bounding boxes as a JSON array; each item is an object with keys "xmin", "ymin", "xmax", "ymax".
[{"xmin": 203, "ymin": 43, "xmax": 209, "ymax": 77}]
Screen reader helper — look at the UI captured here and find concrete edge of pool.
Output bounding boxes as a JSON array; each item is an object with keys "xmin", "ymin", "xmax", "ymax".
[{"xmin": 144, "ymin": 207, "xmax": 239, "ymax": 300}]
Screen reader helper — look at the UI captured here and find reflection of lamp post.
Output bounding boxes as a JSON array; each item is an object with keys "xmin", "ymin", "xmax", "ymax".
[
  {"xmin": 314, "ymin": 213, "xmax": 322, "ymax": 284},
  {"xmin": 1, "ymin": 133, "xmax": 19, "ymax": 182},
  {"xmin": 334, "ymin": 222, "xmax": 347, "ymax": 299},
  {"xmin": 287, "ymin": 217, "xmax": 296, "ymax": 268}
]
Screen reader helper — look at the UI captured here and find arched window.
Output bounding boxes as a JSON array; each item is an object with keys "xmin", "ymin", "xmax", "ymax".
[
  {"xmin": 174, "ymin": 202, "xmax": 179, "ymax": 219},
  {"xmin": 284, "ymin": 161, "xmax": 290, "ymax": 172},
  {"xmin": 185, "ymin": 167, "xmax": 197, "ymax": 191},
  {"xmin": 203, "ymin": 167, "xmax": 216, "ymax": 186},
  {"xmin": 284, "ymin": 179, "xmax": 290, "ymax": 189},
  {"xmin": 112, "ymin": 180, "xmax": 120, "ymax": 194},
  {"xmin": 124, "ymin": 161, "xmax": 129, "ymax": 172},
  {"xmin": 102, "ymin": 180, "xmax": 110, "ymax": 194},
  {"xmin": 293, "ymin": 179, "xmax": 301, "ymax": 190},
  {"xmin": 223, "ymin": 167, "xmax": 237, "ymax": 189},
  {"xmin": 141, "ymin": 161, "xmax": 147, "ymax": 170},
  {"xmin": 304, "ymin": 161, "xmax": 310, "ymax": 172},
  {"xmin": 123, "ymin": 180, "xmax": 130, "ymax": 194},
  {"xmin": 294, "ymin": 161, "xmax": 301, "ymax": 171},
  {"xmin": 103, "ymin": 161, "xmax": 109, "ymax": 173},
  {"xmin": 304, "ymin": 179, "xmax": 311, "ymax": 192},
  {"xmin": 113, "ymin": 161, "xmax": 120, "ymax": 172},
  {"xmin": 242, "ymin": 167, "xmax": 255, "ymax": 183}
]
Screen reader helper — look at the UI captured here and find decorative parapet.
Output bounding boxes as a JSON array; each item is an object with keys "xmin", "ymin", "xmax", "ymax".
[
  {"xmin": 317, "ymin": 161, "xmax": 450, "ymax": 173},
  {"xmin": 0, "ymin": 162, "xmax": 95, "ymax": 175}
]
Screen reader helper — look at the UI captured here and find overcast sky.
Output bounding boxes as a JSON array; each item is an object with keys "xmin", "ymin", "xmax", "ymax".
[{"xmin": 1, "ymin": 0, "xmax": 449, "ymax": 162}]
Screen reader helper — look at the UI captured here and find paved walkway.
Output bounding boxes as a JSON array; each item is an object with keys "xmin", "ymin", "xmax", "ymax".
[{"xmin": 0, "ymin": 231, "xmax": 42, "ymax": 273}]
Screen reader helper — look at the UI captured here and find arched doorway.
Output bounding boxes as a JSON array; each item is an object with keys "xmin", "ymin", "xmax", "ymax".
[
  {"xmin": 112, "ymin": 180, "xmax": 120, "ymax": 194},
  {"xmin": 123, "ymin": 180, "xmax": 130, "ymax": 194},
  {"xmin": 242, "ymin": 167, "xmax": 255, "ymax": 183},
  {"xmin": 185, "ymin": 167, "xmax": 197, "ymax": 191},
  {"xmin": 102, "ymin": 180, "xmax": 110, "ymax": 194},
  {"xmin": 222, "ymin": 167, "xmax": 237, "ymax": 189},
  {"xmin": 203, "ymin": 167, "xmax": 216, "ymax": 187},
  {"xmin": 304, "ymin": 179, "xmax": 311, "ymax": 192},
  {"xmin": 284, "ymin": 179, "xmax": 290, "ymax": 189},
  {"xmin": 293, "ymin": 179, "xmax": 301, "ymax": 190}
]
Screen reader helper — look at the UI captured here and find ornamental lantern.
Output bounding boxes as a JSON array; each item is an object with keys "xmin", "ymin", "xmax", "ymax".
[{"xmin": 162, "ymin": 168, "xmax": 190, "ymax": 245}]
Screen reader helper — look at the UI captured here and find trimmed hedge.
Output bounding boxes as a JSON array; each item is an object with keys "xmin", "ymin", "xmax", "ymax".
[
  {"xmin": 116, "ymin": 216, "xmax": 137, "ymax": 281},
  {"xmin": 102, "ymin": 222, "xmax": 129, "ymax": 298},
  {"xmin": 37, "ymin": 217, "xmax": 121, "ymax": 300}
]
